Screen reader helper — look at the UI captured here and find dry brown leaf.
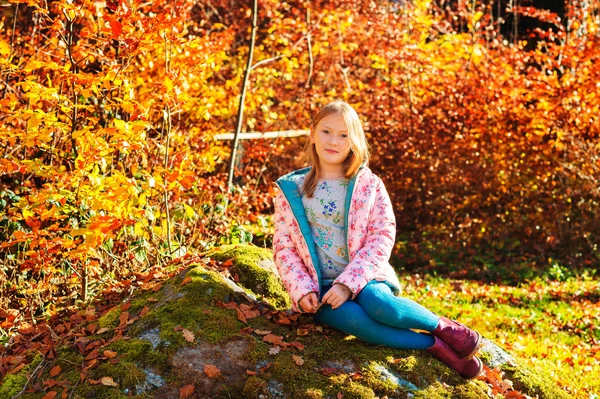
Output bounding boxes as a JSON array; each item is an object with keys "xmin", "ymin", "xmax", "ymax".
[
  {"xmin": 96, "ymin": 327, "xmax": 109, "ymax": 334},
  {"xmin": 254, "ymin": 329, "xmax": 272, "ymax": 335},
  {"xmin": 204, "ymin": 364, "xmax": 220, "ymax": 378},
  {"xmin": 179, "ymin": 384, "xmax": 195, "ymax": 398},
  {"xmin": 100, "ymin": 376, "xmax": 118, "ymax": 387},
  {"xmin": 140, "ymin": 306, "xmax": 150, "ymax": 317},
  {"xmin": 182, "ymin": 328, "xmax": 195, "ymax": 342},
  {"xmin": 49, "ymin": 365, "xmax": 61, "ymax": 377},
  {"xmin": 119, "ymin": 311, "xmax": 129, "ymax": 326},
  {"xmin": 292, "ymin": 355, "xmax": 304, "ymax": 366},
  {"xmin": 103, "ymin": 350, "xmax": 117, "ymax": 359}
]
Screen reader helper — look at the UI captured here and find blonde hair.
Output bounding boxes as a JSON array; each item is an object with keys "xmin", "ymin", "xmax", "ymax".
[{"xmin": 301, "ymin": 100, "xmax": 370, "ymax": 197}]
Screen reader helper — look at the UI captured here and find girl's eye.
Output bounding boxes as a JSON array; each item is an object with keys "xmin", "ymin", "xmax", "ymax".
[
  {"xmin": 322, "ymin": 129, "xmax": 330, "ymax": 134},
  {"xmin": 341, "ymin": 134, "xmax": 348, "ymax": 139}
]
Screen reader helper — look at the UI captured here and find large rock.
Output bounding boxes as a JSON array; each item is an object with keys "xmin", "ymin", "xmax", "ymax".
[{"xmin": 0, "ymin": 244, "xmax": 571, "ymax": 399}]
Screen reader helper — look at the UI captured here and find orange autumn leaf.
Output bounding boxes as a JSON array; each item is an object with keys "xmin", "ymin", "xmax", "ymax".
[
  {"xmin": 179, "ymin": 384, "xmax": 194, "ymax": 398},
  {"xmin": 181, "ymin": 276, "xmax": 192, "ymax": 286},
  {"xmin": 49, "ymin": 365, "xmax": 61, "ymax": 377},
  {"xmin": 204, "ymin": 364, "xmax": 220, "ymax": 378},
  {"xmin": 42, "ymin": 391, "xmax": 57, "ymax": 399},
  {"xmin": 103, "ymin": 350, "xmax": 117, "ymax": 359}
]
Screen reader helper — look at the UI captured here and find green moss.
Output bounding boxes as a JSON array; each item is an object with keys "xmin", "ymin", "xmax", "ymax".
[
  {"xmin": 0, "ymin": 355, "xmax": 43, "ymax": 398},
  {"xmin": 208, "ymin": 244, "xmax": 291, "ymax": 309},
  {"xmin": 242, "ymin": 376, "xmax": 268, "ymax": 398},
  {"xmin": 292, "ymin": 387, "xmax": 325, "ymax": 399},
  {"xmin": 507, "ymin": 364, "xmax": 572, "ymax": 399},
  {"xmin": 97, "ymin": 306, "xmax": 121, "ymax": 330},
  {"xmin": 361, "ymin": 361, "xmax": 403, "ymax": 395},
  {"xmin": 339, "ymin": 381, "xmax": 376, "ymax": 399},
  {"xmin": 0, "ymin": 369, "xmax": 29, "ymax": 397},
  {"xmin": 131, "ymin": 265, "xmax": 245, "ymax": 352},
  {"xmin": 89, "ymin": 360, "xmax": 146, "ymax": 391}
]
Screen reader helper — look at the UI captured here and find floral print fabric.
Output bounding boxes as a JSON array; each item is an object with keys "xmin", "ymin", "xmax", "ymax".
[{"xmin": 299, "ymin": 177, "xmax": 349, "ymax": 285}]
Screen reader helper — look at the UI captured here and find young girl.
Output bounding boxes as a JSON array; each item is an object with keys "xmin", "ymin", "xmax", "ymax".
[{"xmin": 272, "ymin": 100, "xmax": 483, "ymax": 380}]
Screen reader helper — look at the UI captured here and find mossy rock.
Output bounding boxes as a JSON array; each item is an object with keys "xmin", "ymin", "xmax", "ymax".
[
  {"xmin": 2, "ymin": 244, "xmax": 573, "ymax": 398},
  {"xmin": 207, "ymin": 244, "xmax": 292, "ymax": 310}
]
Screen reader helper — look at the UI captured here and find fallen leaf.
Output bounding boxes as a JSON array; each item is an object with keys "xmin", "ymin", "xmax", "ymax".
[
  {"xmin": 42, "ymin": 391, "xmax": 57, "ymax": 399},
  {"xmin": 49, "ymin": 365, "xmax": 61, "ymax": 377},
  {"xmin": 320, "ymin": 367, "xmax": 337, "ymax": 375},
  {"xmin": 96, "ymin": 327, "xmax": 109, "ymax": 334},
  {"xmin": 292, "ymin": 355, "xmax": 304, "ymax": 366},
  {"xmin": 103, "ymin": 350, "xmax": 117, "ymax": 359},
  {"xmin": 289, "ymin": 341, "xmax": 305, "ymax": 351},
  {"xmin": 236, "ymin": 307, "xmax": 247, "ymax": 324},
  {"xmin": 181, "ymin": 276, "xmax": 192, "ymax": 286},
  {"xmin": 182, "ymin": 328, "xmax": 195, "ymax": 342},
  {"xmin": 119, "ymin": 311, "xmax": 129, "ymax": 326},
  {"xmin": 100, "ymin": 376, "xmax": 118, "ymax": 387},
  {"xmin": 121, "ymin": 302, "xmax": 131, "ymax": 311},
  {"xmin": 254, "ymin": 330, "xmax": 272, "ymax": 336},
  {"xmin": 296, "ymin": 328, "xmax": 309, "ymax": 336},
  {"xmin": 179, "ymin": 384, "xmax": 194, "ymax": 398},
  {"xmin": 246, "ymin": 370, "xmax": 256, "ymax": 375},
  {"xmin": 263, "ymin": 334, "xmax": 284, "ymax": 346},
  {"xmin": 239, "ymin": 304, "xmax": 260, "ymax": 319},
  {"xmin": 140, "ymin": 306, "xmax": 150, "ymax": 317},
  {"xmin": 269, "ymin": 346, "xmax": 281, "ymax": 355},
  {"xmin": 85, "ymin": 349, "xmax": 99, "ymax": 361},
  {"xmin": 204, "ymin": 364, "xmax": 220, "ymax": 378}
]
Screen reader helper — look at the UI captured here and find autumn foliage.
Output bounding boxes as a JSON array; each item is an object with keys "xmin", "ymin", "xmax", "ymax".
[{"xmin": 0, "ymin": 0, "xmax": 599, "ymax": 394}]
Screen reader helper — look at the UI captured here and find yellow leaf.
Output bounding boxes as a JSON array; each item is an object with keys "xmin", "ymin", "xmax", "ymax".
[{"xmin": 0, "ymin": 39, "xmax": 9, "ymax": 56}]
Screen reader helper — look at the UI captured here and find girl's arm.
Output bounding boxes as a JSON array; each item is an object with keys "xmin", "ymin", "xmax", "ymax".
[
  {"xmin": 334, "ymin": 176, "xmax": 396, "ymax": 298},
  {"xmin": 273, "ymin": 189, "xmax": 319, "ymax": 312}
]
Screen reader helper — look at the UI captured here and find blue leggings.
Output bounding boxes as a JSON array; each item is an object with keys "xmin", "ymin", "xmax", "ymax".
[{"xmin": 314, "ymin": 281, "xmax": 440, "ymax": 350}]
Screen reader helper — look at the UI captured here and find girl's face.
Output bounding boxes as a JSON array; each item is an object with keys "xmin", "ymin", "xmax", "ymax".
[{"xmin": 310, "ymin": 113, "xmax": 352, "ymax": 177}]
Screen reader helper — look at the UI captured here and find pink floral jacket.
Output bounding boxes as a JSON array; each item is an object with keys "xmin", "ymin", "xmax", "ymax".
[{"xmin": 273, "ymin": 166, "xmax": 402, "ymax": 312}]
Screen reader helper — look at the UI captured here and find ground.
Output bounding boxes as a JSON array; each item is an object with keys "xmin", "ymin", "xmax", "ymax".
[{"xmin": 0, "ymin": 244, "xmax": 572, "ymax": 399}]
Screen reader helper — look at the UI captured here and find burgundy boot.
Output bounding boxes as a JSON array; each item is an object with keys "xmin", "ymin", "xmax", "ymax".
[
  {"xmin": 433, "ymin": 316, "xmax": 482, "ymax": 359},
  {"xmin": 427, "ymin": 336, "xmax": 483, "ymax": 380}
]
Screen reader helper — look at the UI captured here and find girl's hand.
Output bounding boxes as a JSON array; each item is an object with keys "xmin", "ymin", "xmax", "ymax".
[
  {"xmin": 322, "ymin": 284, "xmax": 352, "ymax": 310},
  {"xmin": 299, "ymin": 292, "xmax": 319, "ymax": 313}
]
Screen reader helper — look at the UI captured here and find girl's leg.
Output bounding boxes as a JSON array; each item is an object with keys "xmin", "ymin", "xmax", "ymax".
[
  {"xmin": 355, "ymin": 282, "xmax": 482, "ymax": 360},
  {"xmin": 314, "ymin": 300, "xmax": 434, "ymax": 350},
  {"xmin": 355, "ymin": 281, "xmax": 440, "ymax": 331}
]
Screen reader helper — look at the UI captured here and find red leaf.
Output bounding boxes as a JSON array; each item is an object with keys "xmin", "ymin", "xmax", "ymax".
[{"xmin": 110, "ymin": 20, "xmax": 122, "ymax": 37}]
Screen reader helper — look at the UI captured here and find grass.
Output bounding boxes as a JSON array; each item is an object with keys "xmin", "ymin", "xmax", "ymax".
[{"xmin": 399, "ymin": 273, "xmax": 600, "ymax": 399}]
